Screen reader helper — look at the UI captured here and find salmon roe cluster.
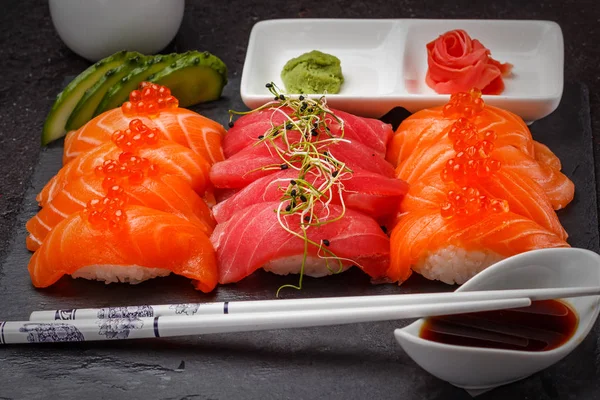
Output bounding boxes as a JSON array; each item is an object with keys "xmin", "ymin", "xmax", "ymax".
[
  {"xmin": 94, "ymin": 153, "xmax": 159, "ymax": 190},
  {"xmin": 121, "ymin": 82, "xmax": 178, "ymax": 117},
  {"xmin": 441, "ymin": 118, "xmax": 501, "ymax": 185},
  {"xmin": 86, "ymin": 122, "xmax": 161, "ymax": 228},
  {"xmin": 84, "ymin": 188, "xmax": 128, "ymax": 230},
  {"xmin": 440, "ymin": 94, "xmax": 508, "ymax": 218},
  {"xmin": 440, "ymin": 186, "xmax": 509, "ymax": 219},
  {"xmin": 111, "ymin": 119, "xmax": 160, "ymax": 152},
  {"xmin": 442, "ymin": 88, "xmax": 485, "ymax": 118}
]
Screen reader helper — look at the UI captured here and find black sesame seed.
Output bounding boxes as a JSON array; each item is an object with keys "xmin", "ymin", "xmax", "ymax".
[
  {"xmin": 311, "ymin": 129, "xmax": 318, "ymax": 136},
  {"xmin": 279, "ymin": 94, "xmax": 286, "ymax": 101},
  {"xmin": 285, "ymin": 205, "xmax": 291, "ymax": 212},
  {"xmin": 299, "ymin": 95, "xmax": 304, "ymax": 100},
  {"xmin": 323, "ymin": 151, "xmax": 329, "ymax": 157},
  {"xmin": 332, "ymin": 171, "xmax": 339, "ymax": 177},
  {"xmin": 290, "ymin": 189, "xmax": 297, "ymax": 197},
  {"xmin": 266, "ymin": 83, "xmax": 273, "ymax": 88},
  {"xmin": 322, "ymin": 239, "xmax": 330, "ymax": 247},
  {"xmin": 304, "ymin": 215, "xmax": 311, "ymax": 222},
  {"xmin": 280, "ymin": 164, "xmax": 288, "ymax": 170},
  {"xmin": 228, "ymin": 121, "xmax": 234, "ymax": 128},
  {"xmin": 300, "ymin": 195, "xmax": 307, "ymax": 202},
  {"xmin": 274, "ymin": 96, "xmax": 279, "ymax": 101},
  {"xmin": 290, "ymin": 180, "xmax": 296, "ymax": 185},
  {"xmin": 258, "ymin": 135, "xmax": 264, "ymax": 139},
  {"xmin": 286, "ymin": 123, "xmax": 293, "ymax": 130}
]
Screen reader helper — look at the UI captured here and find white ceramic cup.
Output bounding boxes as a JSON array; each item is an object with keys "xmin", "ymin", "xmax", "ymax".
[{"xmin": 49, "ymin": 0, "xmax": 185, "ymax": 62}]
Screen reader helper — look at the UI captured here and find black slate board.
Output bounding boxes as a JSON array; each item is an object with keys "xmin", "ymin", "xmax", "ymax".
[{"xmin": 0, "ymin": 81, "xmax": 597, "ymax": 400}]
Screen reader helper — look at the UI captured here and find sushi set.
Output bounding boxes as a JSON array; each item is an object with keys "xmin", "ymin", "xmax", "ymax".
[{"xmin": 1, "ymin": 17, "xmax": 599, "ymax": 396}]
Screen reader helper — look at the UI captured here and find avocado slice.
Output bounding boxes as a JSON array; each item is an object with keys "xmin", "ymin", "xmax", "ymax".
[
  {"xmin": 95, "ymin": 52, "xmax": 186, "ymax": 115},
  {"xmin": 149, "ymin": 51, "xmax": 228, "ymax": 107},
  {"xmin": 42, "ymin": 50, "xmax": 135, "ymax": 145},
  {"xmin": 65, "ymin": 52, "xmax": 146, "ymax": 131}
]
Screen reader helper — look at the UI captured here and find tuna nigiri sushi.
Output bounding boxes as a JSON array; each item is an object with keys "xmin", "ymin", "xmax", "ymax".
[
  {"xmin": 224, "ymin": 106, "xmax": 392, "ymax": 158},
  {"xmin": 28, "ymin": 205, "xmax": 218, "ymax": 292},
  {"xmin": 212, "ymin": 202, "xmax": 390, "ymax": 284},
  {"xmin": 26, "ymin": 172, "xmax": 215, "ymax": 252},
  {"xmin": 210, "ymin": 138, "xmax": 395, "ymax": 189},
  {"xmin": 64, "ymin": 83, "xmax": 226, "ymax": 165},
  {"xmin": 37, "ymin": 129, "xmax": 212, "ymax": 207},
  {"xmin": 212, "ymin": 168, "xmax": 408, "ymax": 224}
]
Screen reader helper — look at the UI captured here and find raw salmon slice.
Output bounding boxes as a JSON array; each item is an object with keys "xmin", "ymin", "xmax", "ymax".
[
  {"xmin": 27, "ymin": 173, "xmax": 215, "ymax": 251},
  {"xmin": 37, "ymin": 139, "xmax": 211, "ymax": 207},
  {"xmin": 28, "ymin": 206, "xmax": 218, "ymax": 293},
  {"xmin": 398, "ymin": 168, "xmax": 567, "ymax": 240},
  {"xmin": 388, "ymin": 208, "xmax": 569, "ymax": 285},
  {"xmin": 64, "ymin": 108, "xmax": 226, "ymax": 165},
  {"xmin": 386, "ymin": 104, "xmax": 534, "ymax": 168}
]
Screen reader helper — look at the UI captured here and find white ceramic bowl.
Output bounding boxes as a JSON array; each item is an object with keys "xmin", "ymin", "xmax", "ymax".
[
  {"xmin": 49, "ymin": 0, "xmax": 185, "ymax": 62},
  {"xmin": 394, "ymin": 248, "xmax": 600, "ymax": 392}
]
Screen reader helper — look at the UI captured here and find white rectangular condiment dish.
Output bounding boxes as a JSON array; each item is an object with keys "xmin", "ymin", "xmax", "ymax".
[{"xmin": 240, "ymin": 19, "xmax": 564, "ymax": 122}]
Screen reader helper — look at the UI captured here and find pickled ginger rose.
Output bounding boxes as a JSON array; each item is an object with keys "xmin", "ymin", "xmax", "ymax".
[{"xmin": 425, "ymin": 29, "xmax": 512, "ymax": 95}]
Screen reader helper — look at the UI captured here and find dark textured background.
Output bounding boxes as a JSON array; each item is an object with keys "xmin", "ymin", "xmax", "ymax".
[{"xmin": 1, "ymin": 1, "xmax": 599, "ymax": 399}]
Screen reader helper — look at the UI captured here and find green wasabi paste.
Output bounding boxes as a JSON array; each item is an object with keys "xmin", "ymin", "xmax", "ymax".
[{"xmin": 280, "ymin": 50, "xmax": 344, "ymax": 94}]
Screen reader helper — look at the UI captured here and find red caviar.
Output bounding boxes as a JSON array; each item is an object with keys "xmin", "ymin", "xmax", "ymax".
[
  {"xmin": 121, "ymin": 82, "xmax": 178, "ymax": 117},
  {"xmin": 84, "ymin": 186, "xmax": 128, "ymax": 230},
  {"xmin": 439, "ymin": 91, "xmax": 508, "ymax": 218},
  {"xmin": 111, "ymin": 119, "xmax": 161, "ymax": 152},
  {"xmin": 440, "ymin": 186, "xmax": 509, "ymax": 219},
  {"xmin": 442, "ymin": 88, "xmax": 485, "ymax": 118},
  {"xmin": 85, "ymin": 121, "xmax": 163, "ymax": 229}
]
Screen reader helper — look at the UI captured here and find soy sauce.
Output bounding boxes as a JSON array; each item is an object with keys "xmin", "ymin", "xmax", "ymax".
[{"xmin": 419, "ymin": 299, "xmax": 578, "ymax": 352}]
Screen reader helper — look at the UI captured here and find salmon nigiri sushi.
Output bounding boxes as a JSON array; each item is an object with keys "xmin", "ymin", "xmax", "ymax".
[
  {"xmin": 388, "ymin": 206, "xmax": 570, "ymax": 285},
  {"xmin": 63, "ymin": 83, "xmax": 226, "ymax": 165},
  {"xmin": 394, "ymin": 121, "xmax": 574, "ymax": 210},
  {"xmin": 27, "ymin": 172, "xmax": 215, "ymax": 252},
  {"xmin": 212, "ymin": 202, "xmax": 390, "ymax": 284},
  {"xmin": 29, "ymin": 205, "xmax": 218, "ymax": 292},
  {"xmin": 386, "ymin": 90, "xmax": 535, "ymax": 167},
  {"xmin": 399, "ymin": 168, "xmax": 568, "ymax": 240},
  {"xmin": 37, "ymin": 121, "xmax": 212, "ymax": 207}
]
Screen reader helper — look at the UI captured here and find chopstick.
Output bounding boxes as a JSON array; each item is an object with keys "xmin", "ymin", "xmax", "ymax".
[
  {"xmin": 1, "ymin": 298, "xmax": 531, "ymax": 345},
  {"xmin": 29, "ymin": 286, "xmax": 600, "ymax": 321}
]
